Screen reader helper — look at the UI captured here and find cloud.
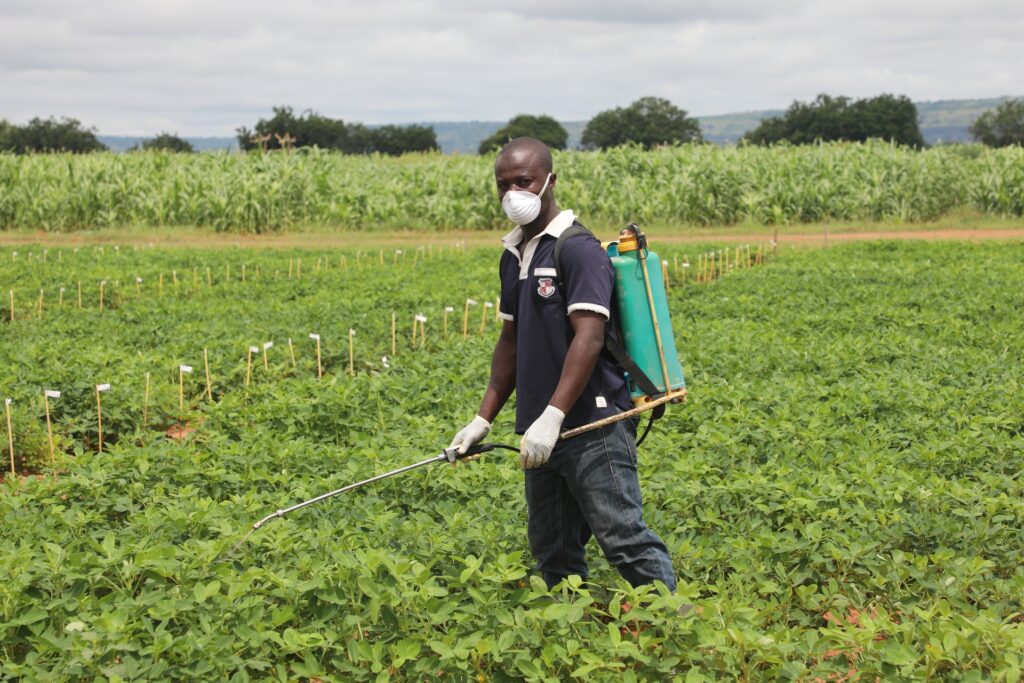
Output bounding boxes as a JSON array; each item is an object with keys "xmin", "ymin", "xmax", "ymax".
[{"xmin": 0, "ymin": 0, "xmax": 1021, "ymax": 134}]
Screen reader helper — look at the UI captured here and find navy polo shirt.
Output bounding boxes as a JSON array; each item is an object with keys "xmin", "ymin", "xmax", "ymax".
[{"xmin": 498, "ymin": 210, "xmax": 631, "ymax": 434}]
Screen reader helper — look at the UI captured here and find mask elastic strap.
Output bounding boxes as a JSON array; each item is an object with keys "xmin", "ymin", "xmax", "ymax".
[{"xmin": 537, "ymin": 173, "xmax": 551, "ymax": 197}]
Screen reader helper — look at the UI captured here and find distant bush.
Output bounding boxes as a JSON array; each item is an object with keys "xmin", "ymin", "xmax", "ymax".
[
  {"xmin": 478, "ymin": 115, "xmax": 568, "ymax": 154},
  {"xmin": 131, "ymin": 133, "xmax": 194, "ymax": 153},
  {"xmin": 0, "ymin": 117, "xmax": 107, "ymax": 153},
  {"xmin": 970, "ymin": 99, "xmax": 1024, "ymax": 147}
]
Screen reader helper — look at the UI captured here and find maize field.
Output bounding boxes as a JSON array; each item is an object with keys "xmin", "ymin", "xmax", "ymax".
[{"xmin": 0, "ymin": 142, "xmax": 1022, "ymax": 233}]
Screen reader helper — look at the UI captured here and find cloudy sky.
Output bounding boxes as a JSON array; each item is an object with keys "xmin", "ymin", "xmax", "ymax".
[{"xmin": 1, "ymin": 0, "xmax": 1021, "ymax": 135}]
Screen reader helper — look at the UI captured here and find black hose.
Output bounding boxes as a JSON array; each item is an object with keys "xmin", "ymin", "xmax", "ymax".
[{"xmin": 635, "ymin": 412, "xmax": 656, "ymax": 448}]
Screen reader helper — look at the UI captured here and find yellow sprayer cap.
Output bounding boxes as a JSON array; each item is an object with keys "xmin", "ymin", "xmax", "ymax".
[{"xmin": 617, "ymin": 228, "xmax": 639, "ymax": 253}]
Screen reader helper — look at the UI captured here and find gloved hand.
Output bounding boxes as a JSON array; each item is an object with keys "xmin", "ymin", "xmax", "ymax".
[
  {"xmin": 520, "ymin": 405, "xmax": 565, "ymax": 469},
  {"xmin": 448, "ymin": 415, "xmax": 491, "ymax": 462}
]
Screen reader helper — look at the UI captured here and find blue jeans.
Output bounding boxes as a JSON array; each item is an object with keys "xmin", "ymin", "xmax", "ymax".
[{"xmin": 524, "ymin": 419, "xmax": 677, "ymax": 591}]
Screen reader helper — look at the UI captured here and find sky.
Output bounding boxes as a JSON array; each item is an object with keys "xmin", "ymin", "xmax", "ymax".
[{"xmin": 1, "ymin": 0, "xmax": 1021, "ymax": 136}]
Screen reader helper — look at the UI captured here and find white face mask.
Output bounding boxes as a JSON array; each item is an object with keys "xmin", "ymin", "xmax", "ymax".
[{"xmin": 501, "ymin": 173, "xmax": 551, "ymax": 225}]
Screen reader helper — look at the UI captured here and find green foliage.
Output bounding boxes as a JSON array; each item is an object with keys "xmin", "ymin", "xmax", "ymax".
[
  {"xmin": 0, "ymin": 117, "xmax": 107, "ymax": 154},
  {"xmin": 236, "ymin": 106, "xmax": 438, "ymax": 156},
  {"xmin": 3, "ymin": 142, "xmax": 1022, "ymax": 232},
  {"xmin": 969, "ymin": 99, "xmax": 1024, "ymax": 147},
  {"xmin": 745, "ymin": 94, "xmax": 925, "ymax": 148},
  {"xmin": 130, "ymin": 132, "xmax": 194, "ymax": 153},
  {"xmin": 581, "ymin": 96, "xmax": 702, "ymax": 150},
  {"xmin": 0, "ymin": 241, "xmax": 1022, "ymax": 679},
  {"xmin": 477, "ymin": 114, "xmax": 569, "ymax": 154}
]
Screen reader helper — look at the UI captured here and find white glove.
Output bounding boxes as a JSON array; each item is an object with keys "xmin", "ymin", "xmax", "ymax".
[
  {"xmin": 449, "ymin": 415, "xmax": 491, "ymax": 456},
  {"xmin": 520, "ymin": 405, "xmax": 565, "ymax": 469}
]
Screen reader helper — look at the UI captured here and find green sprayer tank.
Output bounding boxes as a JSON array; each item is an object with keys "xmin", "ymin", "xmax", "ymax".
[{"xmin": 608, "ymin": 226, "xmax": 686, "ymax": 404}]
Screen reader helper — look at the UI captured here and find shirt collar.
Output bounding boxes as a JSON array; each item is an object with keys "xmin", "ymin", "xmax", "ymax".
[{"xmin": 500, "ymin": 210, "xmax": 577, "ymax": 252}]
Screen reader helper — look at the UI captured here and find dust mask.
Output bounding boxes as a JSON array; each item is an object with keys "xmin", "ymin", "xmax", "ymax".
[{"xmin": 502, "ymin": 173, "xmax": 551, "ymax": 225}]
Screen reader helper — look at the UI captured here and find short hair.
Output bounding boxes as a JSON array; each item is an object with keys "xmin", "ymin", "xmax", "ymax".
[{"xmin": 496, "ymin": 137, "xmax": 553, "ymax": 174}]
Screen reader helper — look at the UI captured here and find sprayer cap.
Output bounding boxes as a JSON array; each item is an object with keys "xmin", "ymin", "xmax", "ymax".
[{"xmin": 617, "ymin": 228, "xmax": 639, "ymax": 253}]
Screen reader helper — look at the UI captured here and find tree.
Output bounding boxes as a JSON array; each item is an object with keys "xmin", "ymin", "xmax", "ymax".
[
  {"xmin": 0, "ymin": 117, "xmax": 106, "ymax": 153},
  {"xmin": 581, "ymin": 97, "xmax": 702, "ymax": 150},
  {"xmin": 237, "ymin": 107, "xmax": 439, "ymax": 155},
  {"xmin": 131, "ymin": 132, "xmax": 194, "ymax": 153},
  {"xmin": 970, "ymin": 99, "xmax": 1024, "ymax": 147},
  {"xmin": 744, "ymin": 93, "xmax": 924, "ymax": 148},
  {"xmin": 478, "ymin": 114, "xmax": 568, "ymax": 154},
  {"xmin": 370, "ymin": 124, "xmax": 439, "ymax": 155}
]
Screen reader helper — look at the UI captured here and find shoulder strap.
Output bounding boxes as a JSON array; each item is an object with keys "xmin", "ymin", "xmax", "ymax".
[{"xmin": 553, "ymin": 221, "xmax": 665, "ymax": 401}]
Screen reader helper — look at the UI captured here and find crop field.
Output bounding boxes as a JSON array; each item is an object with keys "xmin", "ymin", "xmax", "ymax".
[
  {"xmin": 1, "ymin": 142, "xmax": 1023, "ymax": 233},
  {"xmin": 1, "ymin": 239, "xmax": 1023, "ymax": 681}
]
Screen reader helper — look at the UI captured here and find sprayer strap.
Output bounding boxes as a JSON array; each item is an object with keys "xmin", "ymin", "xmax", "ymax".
[{"xmin": 553, "ymin": 222, "xmax": 664, "ymax": 403}]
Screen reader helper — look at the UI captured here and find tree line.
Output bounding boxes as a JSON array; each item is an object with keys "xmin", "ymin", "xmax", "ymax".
[{"xmin": 2, "ymin": 97, "xmax": 1022, "ymax": 155}]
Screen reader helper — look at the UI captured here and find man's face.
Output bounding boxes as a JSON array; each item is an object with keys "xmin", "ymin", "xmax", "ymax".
[{"xmin": 494, "ymin": 148, "xmax": 554, "ymax": 204}]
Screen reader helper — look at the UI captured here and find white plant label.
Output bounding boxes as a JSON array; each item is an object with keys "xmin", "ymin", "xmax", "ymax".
[
  {"xmin": 96, "ymin": 384, "xmax": 111, "ymax": 392},
  {"xmin": 415, "ymin": 314, "xmax": 427, "ymax": 323},
  {"xmin": 5, "ymin": 398, "xmax": 11, "ymax": 406},
  {"xmin": 445, "ymin": 306, "xmax": 454, "ymax": 312},
  {"xmin": 309, "ymin": 333, "xmax": 320, "ymax": 341},
  {"xmin": 349, "ymin": 329, "xmax": 356, "ymax": 336},
  {"xmin": 484, "ymin": 302, "xmax": 494, "ymax": 308},
  {"xmin": 180, "ymin": 365, "xmax": 193, "ymax": 373},
  {"xmin": 381, "ymin": 356, "xmax": 390, "ymax": 368},
  {"xmin": 136, "ymin": 277, "xmax": 143, "ymax": 283},
  {"xmin": 263, "ymin": 341, "xmax": 274, "ymax": 350},
  {"xmin": 466, "ymin": 299, "xmax": 477, "ymax": 305},
  {"xmin": 45, "ymin": 390, "xmax": 61, "ymax": 398},
  {"xmin": 249, "ymin": 346, "xmax": 260, "ymax": 354}
]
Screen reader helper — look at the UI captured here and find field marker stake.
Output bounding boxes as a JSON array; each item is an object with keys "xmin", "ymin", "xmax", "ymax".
[
  {"xmin": 289, "ymin": 258, "xmax": 293, "ymax": 278},
  {"xmin": 59, "ymin": 287, "xmax": 65, "ymax": 307},
  {"xmin": 206, "ymin": 267, "xmax": 212, "ymax": 287},
  {"xmin": 44, "ymin": 390, "xmax": 60, "ymax": 468},
  {"xmin": 348, "ymin": 328, "xmax": 355, "ymax": 376},
  {"xmin": 309, "ymin": 334, "xmax": 322, "ymax": 378},
  {"xmin": 6, "ymin": 398, "xmax": 14, "ymax": 476},
  {"xmin": 287, "ymin": 338, "xmax": 296, "ymax": 368},
  {"xmin": 99, "ymin": 281, "xmax": 105, "ymax": 311},
  {"xmin": 411, "ymin": 313, "xmax": 418, "ymax": 346},
  {"xmin": 204, "ymin": 349, "xmax": 213, "ymax": 400},
  {"xmin": 662, "ymin": 261, "xmax": 670, "ymax": 294},
  {"xmin": 241, "ymin": 264, "xmax": 246, "ymax": 282},
  {"xmin": 143, "ymin": 373, "xmax": 150, "ymax": 426},
  {"xmin": 179, "ymin": 365, "xmax": 193, "ymax": 411},
  {"xmin": 37, "ymin": 289, "xmax": 43, "ymax": 316},
  {"xmin": 246, "ymin": 347, "xmax": 255, "ymax": 387},
  {"xmin": 173, "ymin": 270, "xmax": 178, "ymax": 288},
  {"xmin": 479, "ymin": 302, "xmax": 492, "ymax": 335},
  {"xmin": 463, "ymin": 299, "xmax": 476, "ymax": 337},
  {"xmin": 8, "ymin": 290, "xmax": 13, "ymax": 322},
  {"xmin": 391, "ymin": 313, "xmax": 397, "ymax": 355},
  {"xmin": 135, "ymin": 277, "xmax": 141, "ymax": 296},
  {"xmin": 379, "ymin": 250, "xmax": 384, "ymax": 266},
  {"xmin": 95, "ymin": 383, "xmax": 110, "ymax": 453},
  {"xmin": 262, "ymin": 341, "xmax": 273, "ymax": 372},
  {"xmin": 415, "ymin": 315, "xmax": 427, "ymax": 349},
  {"xmin": 159, "ymin": 273, "xmax": 163, "ymax": 296}
]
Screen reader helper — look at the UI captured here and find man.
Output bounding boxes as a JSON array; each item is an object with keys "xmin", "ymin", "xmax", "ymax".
[{"xmin": 449, "ymin": 137, "xmax": 676, "ymax": 591}]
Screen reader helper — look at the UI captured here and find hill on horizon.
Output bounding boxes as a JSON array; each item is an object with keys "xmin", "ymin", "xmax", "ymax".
[{"xmin": 98, "ymin": 95, "xmax": 1020, "ymax": 154}]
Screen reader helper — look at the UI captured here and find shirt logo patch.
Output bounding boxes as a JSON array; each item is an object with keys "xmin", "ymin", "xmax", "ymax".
[{"xmin": 536, "ymin": 277, "xmax": 555, "ymax": 299}]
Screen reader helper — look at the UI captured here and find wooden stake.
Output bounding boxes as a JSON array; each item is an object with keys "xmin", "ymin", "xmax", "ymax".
[
  {"xmin": 309, "ymin": 334, "xmax": 322, "ymax": 379},
  {"xmin": 662, "ymin": 261, "xmax": 670, "ymax": 294},
  {"xmin": 348, "ymin": 329, "xmax": 355, "ymax": 376},
  {"xmin": 463, "ymin": 299, "xmax": 476, "ymax": 337},
  {"xmin": 95, "ymin": 384, "xmax": 110, "ymax": 453},
  {"xmin": 289, "ymin": 258, "xmax": 293, "ymax": 278},
  {"xmin": 204, "ymin": 349, "xmax": 212, "ymax": 400},
  {"xmin": 262, "ymin": 341, "xmax": 273, "ymax": 371},
  {"xmin": 78, "ymin": 282, "xmax": 82, "ymax": 308},
  {"xmin": 206, "ymin": 267, "xmax": 212, "ymax": 287},
  {"xmin": 479, "ymin": 302, "xmax": 491, "ymax": 335},
  {"xmin": 193, "ymin": 267, "xmax": 198, "ymax": 287},
  {"xmin": 6, "ymin": 398, "xmax": 14, "ymax": 476},
  {"xmin": 245, "ymin": 346, "xmax": 257, "ymax": 387},
  {"xmin": 99, "ymin": 281, "xmax": 105, "ymax": 311},
  {"xmin": 159, "ymin": 273, "xmax": 164, "ymax": 295},
  {"xmin": 59, "ymin": 287, "xmax": 64, "ymax": 307},
  {"xmin": 173, "ymin": 270, "xmax": 178, "ymax": 287},
  {"xmin": 143, "ymin": 373, "xmax": 150, "ymax": 426},
  {"xmin": 287, "ymin": 338, "xmax": 296, "ymax": 368},
  {"xmin": 37, "ymin": 289, "xmax": 43, "ymax": 316},
  {"xmin": 392, "ymin": 312, "xmax": 397, "ymax": 355},
  {"xmin": 44, "ymin": 390, "xmax": 59, "ymax": 467},
  {"xmin": 8, "ymin": 290, "xmax": 13, "ymax": 322}
]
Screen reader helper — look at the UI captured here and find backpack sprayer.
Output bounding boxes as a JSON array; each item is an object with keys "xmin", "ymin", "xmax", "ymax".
[{"xmin": 227, "ymin": 225, "xmax": 686, "ymax": 555}]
